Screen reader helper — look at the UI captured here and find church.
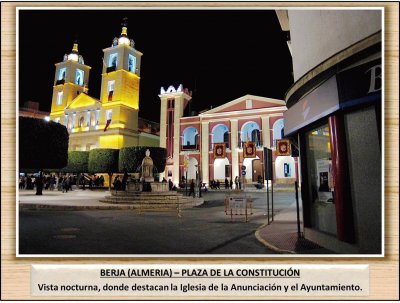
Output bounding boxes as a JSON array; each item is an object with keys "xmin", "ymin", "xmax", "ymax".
[{"xmin": 49, "ymin": 20, "xmax": 159, "ymax": 151}]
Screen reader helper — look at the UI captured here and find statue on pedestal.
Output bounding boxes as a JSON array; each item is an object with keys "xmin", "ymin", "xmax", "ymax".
[{"xmin": 141, "ymin": 149, "xmax": 154, "ymax": 182}]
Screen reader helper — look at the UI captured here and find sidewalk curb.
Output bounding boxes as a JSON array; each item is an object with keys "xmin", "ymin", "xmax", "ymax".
[{"xmin": 254, "ymin": 223, "xmax": 296, "ymax": 254}]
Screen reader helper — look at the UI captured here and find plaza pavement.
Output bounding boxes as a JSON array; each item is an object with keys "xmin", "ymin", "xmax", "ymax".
[{"xmin": 19, "ymin": 188, "xmax": 331, "ymax": 254}]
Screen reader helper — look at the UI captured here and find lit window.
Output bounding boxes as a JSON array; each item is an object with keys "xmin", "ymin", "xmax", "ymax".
[
  {"xmin": 78, "ymin": 116, "xmax": 84, "ymax": 127},
  {"xmin": 86, "ymin": 111, "xmax": 91, "ymax": 126},
  {"xmin": 56, "ymin": 91, "xmax": 63, "ymax": 105},
  {"xmin": 75, "ymin": 69, "xmax": 84, "ymax": 86},
  {"xmin": 108, "ymin": 53, "xmax": 118, "ymax": 68},
  {"xmin": 118, "ymin": 36, "xmax": 130, "ymax": 46},
  {"xmin": 107, "ymin": 80, "xmax": 115, "ymax": 101},
  {"xmin": 107, "ymin": 80, "xmax": 115, "ymax": 93},
  {"xmin": 106, "ymin": 110, "xmax": 112, "ymax": 121},
  {"xmin": 72, "ymin": 113, "xmax": 77, "ymax": 129},
  {"xmin": 128, "ymin": 54, "xmax": 136, "ymax": 73},
  {"xmin": 96, "ymin": 109, "xmax": 100, "ymax": 125},
  {"xmin": 58, "ymin": 68, "xmax": 66, "ymax": 80},
  {"xmin": 67, "ymin": 53, "xmax": 78, "ymax": 62}
]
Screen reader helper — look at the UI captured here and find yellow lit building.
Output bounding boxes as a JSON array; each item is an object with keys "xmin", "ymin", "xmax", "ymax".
[{"xmin": 49, "ymin": 20, "xmax": 159, "ymax": 150}]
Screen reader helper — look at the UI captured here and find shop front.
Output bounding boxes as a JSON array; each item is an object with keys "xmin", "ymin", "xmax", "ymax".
[{"xmin": 284, "ymin": 57, "xmax": 382, "ymax": 254}]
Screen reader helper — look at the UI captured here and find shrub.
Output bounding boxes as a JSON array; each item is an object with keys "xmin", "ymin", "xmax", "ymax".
[{"xmin": 119, "ymin": 146, "xmax": 167, "ymax": 174}]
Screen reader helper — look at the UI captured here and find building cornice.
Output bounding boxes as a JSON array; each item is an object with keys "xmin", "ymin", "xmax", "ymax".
[
  {"xmin": 285, "ymin": 31, "xmax": 381, "ymax": 108},
  {"xmin": 199, "ymin": 106, "xmax": 287, "ymax": 118}
]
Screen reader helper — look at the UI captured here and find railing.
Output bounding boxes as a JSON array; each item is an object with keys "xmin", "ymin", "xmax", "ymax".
[
  {"xmin": 55, "ymin": 79, "xmax": 65, "ymax": 85},
  {"xmin": 209, "ymin": 142, "xmax": 230, "ymax": 151},
  {"xmin": 237, "ymin": 141, "xmax": 263, "ymax": 148},
  {"xmin": 181, "ymin": 144, "xmax": 199, "ymax": 151},
  {"xmin": 106, "ymin": 66, "xmax": 116, "ymax": 73}
]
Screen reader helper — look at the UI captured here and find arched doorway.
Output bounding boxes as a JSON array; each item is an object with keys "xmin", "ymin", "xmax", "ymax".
[
  {"xmin": 213, "ymin": 158, "xmax": 230, "ymax": 181},
  {"xmin": 243, "ymin": 156, "xmax": 261, "ymax": 182}
]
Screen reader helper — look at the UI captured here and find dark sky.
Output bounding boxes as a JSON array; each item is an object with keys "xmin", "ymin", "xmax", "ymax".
[{"xmin": 19, "ymin": 9, "xmax": 293, "ymax": 122}]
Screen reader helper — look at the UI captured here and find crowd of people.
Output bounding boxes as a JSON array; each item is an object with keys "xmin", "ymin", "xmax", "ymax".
[
  {"xmin": 19, "ymin": 173, "xmax": 263, "ymax": 194},
  {"xmin": 19, "ymin": 173, "xmax": 106, "ymax": 193},
  {"xmin": 209, "ymin": 176, "xmax": 242, "ymax": 190}
]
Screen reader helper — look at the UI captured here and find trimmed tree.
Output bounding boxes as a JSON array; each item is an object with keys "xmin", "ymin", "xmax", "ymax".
[
  {"xmin": 63, "ymin": 151, "xmax": 89, "ymax": 188},
  {"xmin": 119, "ymin": 146, "xmax": 167, "ymax": 174},
  {"xmin": 88, "ymin": 148, "xmax": 119, "ymax": 191},
  {"xmin": 19, "ymin": 117, "xmax": 69, "ymax": 195},
  {"xmin": 63, "ymin": 151, "xmax": 89, "ymax": 173}
]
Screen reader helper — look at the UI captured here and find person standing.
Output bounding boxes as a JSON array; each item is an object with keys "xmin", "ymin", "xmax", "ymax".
[
  {"xmin": 230, "ymin": 178, "xmax": 233, "ymax": 190},
  {"xmin": 235, "ymin": 176, "xmax": 239, "ymax": 189},
  {"xmin": 189, "ymin": 179, "xmax": 195, "ymax": 197}
]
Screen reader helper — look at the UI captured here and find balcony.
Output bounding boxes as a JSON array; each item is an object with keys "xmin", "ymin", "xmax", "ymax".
[
  {"xmin": 209, "ymin": 142, "xmax": 230, "ymax": 151},
  {"xmin": 106, "ymin": 66, "xmax": 116, "ymax": 73},
  {"xmin": 181, "ymin": 144, "xmax": 199, "ymax": 151},
  {"xmin": 237, "ymin": 141, "xmax": 263, "ymax": 149},
  {"xmin": 55, "ymin": 79, "xmax": 65, "ymax": 85}
]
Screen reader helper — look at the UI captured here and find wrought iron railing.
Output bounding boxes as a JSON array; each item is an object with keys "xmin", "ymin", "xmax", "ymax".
[
  {"xmin": 181, "ymin": 144, "xmax": 199, "ymax": 151},
  {"xmin": 209, "ymin": 142, "xmax": 230, "ymax": 151},
  {"xmin": 237, "ymin": 141, "xmax": 263, "ymax": 148}
]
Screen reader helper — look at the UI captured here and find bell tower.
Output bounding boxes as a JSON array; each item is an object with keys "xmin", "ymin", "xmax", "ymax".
[
  {"xmin": 99, "ymin": 18, "xmax": 142, "ymax": 131},
  {"xmin": 50, "ymin": 41, "xmax": 91, "ymax": 120}
]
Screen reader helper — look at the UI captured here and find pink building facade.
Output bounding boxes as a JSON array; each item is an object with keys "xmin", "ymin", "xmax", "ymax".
[{"xmin": 158, "ymin": 85, "xmax": 298, "ymax": 188}]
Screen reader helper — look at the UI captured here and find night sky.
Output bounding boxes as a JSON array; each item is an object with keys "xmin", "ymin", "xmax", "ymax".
[{"xmin": 19, "ymin": 9, "xmax": 293, "ymax": 122}]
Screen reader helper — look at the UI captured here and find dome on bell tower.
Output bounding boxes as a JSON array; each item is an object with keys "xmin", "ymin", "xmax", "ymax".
[
  {"xmin": 64, "ymin": 40, "xmax": 84, "ymax": 64},
  {"xmin": 112, "ymin": 17, "xmax": 135, "ymax": 48}
]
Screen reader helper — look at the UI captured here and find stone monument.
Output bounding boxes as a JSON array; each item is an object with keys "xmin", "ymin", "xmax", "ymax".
[
  {"xmin": 141, "ymin": 149, "xmax": 154, "ymax": 182},
  {"xmin": 100, "ymin": 148, "xmax": 204, "ymax": 209}
]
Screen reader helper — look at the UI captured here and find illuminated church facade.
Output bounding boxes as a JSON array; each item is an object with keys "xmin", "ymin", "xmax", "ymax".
[
  {"xmin": 158, "ymin": 86, "xmax": 298, "ymax": 187},
  {"xmin": 49, "ymin": 21, "xmax": 159, "ymax": 151}
]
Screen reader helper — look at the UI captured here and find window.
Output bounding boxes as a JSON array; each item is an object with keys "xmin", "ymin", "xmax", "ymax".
[
  {"xmin": 109, "ymin": 53, "xmax": 118, "ymax": 68},
  {"xmin": 212, "ymin": 124, "xmax": 230, "ymax": 149},
  {"xmin": 284, "ymin": 163, "xmax": 291, "ymax": 177},
  {"xmin": 128, "ymin": 54, "xmax": 136, "ymax": 73},
  {"xmin": 86, "ymin": 111, "xmax": 91, "ymax": 126},
  {"xmin": 107, "ymin": 80, "xmax": 115, "ymax": 101},
  {"xmin": 96, "ymin": 109, "xmax": 100, "ymax": 125},
  {"xmin": 241, "ymin": 121, "xmax": 261, "ymax": 147},
  {"xmin": 272, "ymin": 119, "xmax": 284, "ymax": 147},
  {"xmin": 58, "ymin": 68, "xmax": 66, "ymax": 80},
  {"xmin": 106, "ymin": 110, "xmax": 112, "ymax": 121},
  {"xmin": 56, "ymin": 91, "xmax": 63, "ymax": 105},
  {"xmin": 64, "ymin": 115, "xmax": 68, "ymax": 126},
  {"xmin": 107, "ymin": 80, "xmax": 115, "ymax": 93},
  {"xmin": 246, "ymin": 99, "xmax": 252, "ymax": 109},
  {"xmin": 182, "ymin": 127, "xmax": 198, "ymax": 150},
  {"xmin": 75, "ymin": 69, "xmax": 84, "ymax": 86},
  {"xmin": 78, "ymin": 116, "xmax": 84, "ymax": 128},
  {"xmin": 71, "ymin": 113, "xmax": 76, "ymax": 129}
]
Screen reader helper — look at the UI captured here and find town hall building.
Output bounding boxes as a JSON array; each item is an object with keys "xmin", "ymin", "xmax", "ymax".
[{"xmin": 158, "ymin": 86, "xmax": 298, "ymax": 187}]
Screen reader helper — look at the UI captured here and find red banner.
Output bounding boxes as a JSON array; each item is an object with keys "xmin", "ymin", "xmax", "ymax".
[
  {"xmin": 243, "ymin": 141, "xmax": 256, "ymax": 158},
  {"xmin": 276, "ymin": 139, "xmax": 291, "ymax": 156},
  {"xmin": 214, "ymin": 143, "xmax": 226, "ymax": 158},
  {"xmin": 104, "ymin": 119, "xmax": 111, "ymax": 132}
]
